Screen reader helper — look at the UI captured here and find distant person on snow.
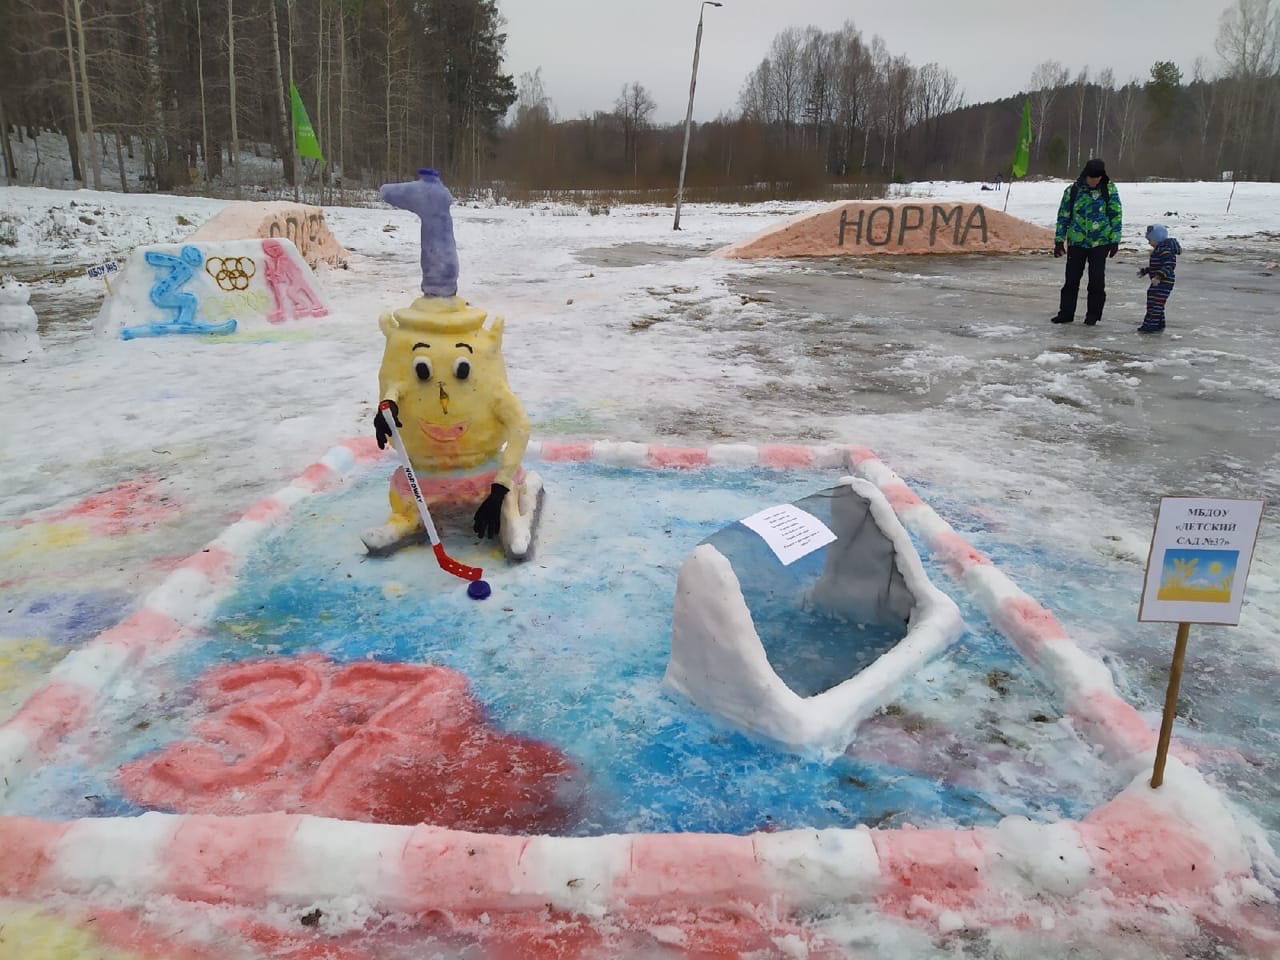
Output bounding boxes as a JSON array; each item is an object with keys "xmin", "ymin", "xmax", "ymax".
[
  {"xmin": 1050, "ymin": 158, "xmax": 1123, "ymax": 326},
  {"xmin": 994, "ymin": 172, "xmax": 1003, "ymax": 191},
  {"xmin": 1136, "ymin": 224, "xmax": 1181, "ymax": 333}
]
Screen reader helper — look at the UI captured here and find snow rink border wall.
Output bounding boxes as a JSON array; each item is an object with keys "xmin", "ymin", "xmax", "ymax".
[{"xmin": 0, "ymin": 437, "xmax": 1271, "ymax": 945}]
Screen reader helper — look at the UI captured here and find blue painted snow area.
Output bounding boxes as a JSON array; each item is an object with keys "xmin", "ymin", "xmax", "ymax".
[{"xmin": 6, "ymin": 461, "xmax": 1124, "ymax": 833}]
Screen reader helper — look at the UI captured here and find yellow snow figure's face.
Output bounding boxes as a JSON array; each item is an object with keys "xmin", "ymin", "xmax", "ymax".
[{"xmin": 377, "ymin": 296, "xmax": 517, "ymax": 469}]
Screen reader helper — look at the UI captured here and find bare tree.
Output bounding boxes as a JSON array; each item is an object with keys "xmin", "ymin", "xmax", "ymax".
[
  {"xmin": 1071, "ymin": 66, "xmax": 1090, "ymax": 168},
  {"xmin": 913, "ymin": 61, "xmax": 962, "ymax": 171},
  {"xmin": 613, "ymin": 81, "xmax": 655, "ymax": 180},
  {"xmin": 0, "ymin": 94, "xmax": 15, "ymax": 179},
  {"xmin": 867, "ymin": 35, "xmax": 893, "ymax": 170},
  {"xmin": 227, "ymin": 0, "xmax": 239, "ymax": 197},
  {"xmin": 1029, "ymin": 60, "xmax": 1069, "ymax": 159},
  {"xmin": 798, "ymin": 27, "xmax": 836, "ymax": 154},
  {"xmin": 738, "ymin": 57, "xmax": 772, "ymax": 123},
  {"xmin": 70, "ymin": 0, "xmax": 100, "ymax": 188},
  {"xmin": 831, "ymin": 21, "xmax": 870, "ymax": 176},
  {"xmin": 196, "ymin": 0, "xmax": 211, "ymax": 186},
  {"xmin": 266, "ymin": 0, "xmax": 293, "ymax": 186},
  {"xmin": 1093, "ymin": 67, "xmax": 1114, "ymax": 156},
  {"xmin": 508, "ymin": 67, "xmax": 555, "ymax": 185},
  {"xmin": 337, "ymin": 1, "xmax": 348, "ymax": 181},
  {"xmin": 1215, "ymin": 0, "xmax": 1279, "ymax": 175},
  {"xmin": 142, "ymin": 0, "xmax": 178, "ymax": 189},
  {"xmin": 61, "ymin": 0, "xmax": 84, "ymax": 186},
  {"xmin": 1189, "ymin": 56, "xmax": 1219, "ymax": 174},
  {"xmin": 1113, "ymin": 77, "xmax": 1144, "ymax": 163},
  {"xmin": 767, "ymin": 27, "xmax": 804, "ymax": 148},
  {"xmin": 883, "ymin": 55, "xmax": 914, "ymax": 176}
]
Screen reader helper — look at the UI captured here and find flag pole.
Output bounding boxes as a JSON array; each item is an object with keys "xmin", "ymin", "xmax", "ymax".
[{"xmin": 1006, "ymin": 97, "xmax": 1031, "ymax": 215}]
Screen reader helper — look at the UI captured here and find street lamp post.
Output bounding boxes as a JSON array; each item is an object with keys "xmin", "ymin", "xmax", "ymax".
[{"xmin": 673, "ymin": 0, "xmax": 721, "ymax": 231}]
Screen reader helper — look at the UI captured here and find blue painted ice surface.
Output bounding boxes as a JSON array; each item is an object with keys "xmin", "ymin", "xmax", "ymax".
[{"xmin": 3, "ymin": 462, "xmax": 1120, "ymax": 831}]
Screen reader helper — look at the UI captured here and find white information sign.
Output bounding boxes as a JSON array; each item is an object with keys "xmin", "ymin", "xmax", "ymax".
[
  {"xmin": 741, "ymin": 503, "xmax": 836, "ymax": 566},
  {"xmin": 86, "ymin": 260, "xmax": 120, "ymax": 280},
  {"xmin": 1139, "ymin": 497, "xmax": 1264, "ymax": 625}
]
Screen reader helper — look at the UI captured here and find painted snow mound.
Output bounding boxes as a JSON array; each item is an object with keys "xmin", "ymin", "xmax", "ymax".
[
  {"xmin": 186, "ymin": 200, "xmax": 350, "ymax": 267},
  {"xmin": 716, "ymin": 200, "xmax": 1055, "ymax": 258},
  {"xmin": 93, "ymin": 238, "xmax": 330, "ymax": 340},
  {"xmin": 666, "ymin": 477, "xmax": 963, "ymax": 751}
]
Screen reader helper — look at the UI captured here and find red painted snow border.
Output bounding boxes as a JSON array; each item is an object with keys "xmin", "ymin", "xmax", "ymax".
[
  {"xmin": 0, "ymin": 439, "xmax": 1273, "ymax": 951},
  {"xmin": 846, "ymin": 447, "xmax": 1160, "ymax": 765}
]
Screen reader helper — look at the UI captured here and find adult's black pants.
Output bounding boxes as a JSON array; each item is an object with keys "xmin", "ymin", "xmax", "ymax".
[{"xmin": 1058, "ymin": 244, "xmax": 1109, "ymax": 323}]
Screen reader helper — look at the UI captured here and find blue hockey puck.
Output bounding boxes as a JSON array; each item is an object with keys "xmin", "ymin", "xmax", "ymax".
[{"xmin": 467, "ymin": 580, "xmax": 492, "ymax": 600}]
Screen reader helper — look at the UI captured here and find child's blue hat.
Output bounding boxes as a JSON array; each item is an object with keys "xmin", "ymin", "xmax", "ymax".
[{"xmin": 1146, "ymin": 224, "xmax": 1169, "ymax": 243}]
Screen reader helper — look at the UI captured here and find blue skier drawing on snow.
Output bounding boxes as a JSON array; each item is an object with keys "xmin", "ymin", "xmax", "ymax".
[{"xmin": 120, "ymin": 245, "xmax": 238, "ymax": 340}]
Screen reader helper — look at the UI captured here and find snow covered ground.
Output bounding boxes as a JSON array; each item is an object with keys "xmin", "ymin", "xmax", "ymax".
[{"xmin": 1, "ymin": 177, "xmax": 1278, "ymax": 957}]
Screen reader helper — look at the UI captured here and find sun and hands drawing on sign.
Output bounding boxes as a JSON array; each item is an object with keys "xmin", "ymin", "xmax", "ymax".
[{"xmin": 1140, "ymin": 497, "xmax": 1264, "ymax": 625}]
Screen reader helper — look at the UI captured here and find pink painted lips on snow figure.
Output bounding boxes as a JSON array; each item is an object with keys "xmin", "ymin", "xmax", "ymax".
[{"xmin": 420, "ymin": 419, "xmax": 468, "ymax": 443}]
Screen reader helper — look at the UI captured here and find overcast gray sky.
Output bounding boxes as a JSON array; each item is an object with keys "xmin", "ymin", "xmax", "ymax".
[{"xmin": 498, "ymin": 0, "xmax": 1230, "ymax": 124}]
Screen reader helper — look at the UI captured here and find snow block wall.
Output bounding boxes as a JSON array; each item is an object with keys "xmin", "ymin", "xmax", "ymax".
[
  {"xmin": 93, "ymin": 238, "xmax": 330, "ymax": 340},
  {"xmin": 186, "ymin": 201, "xmax": 350, "ymax": 268},
  {"xmin": 717, "ymin": 201, "xmax": 1055, "ymax": 258}
]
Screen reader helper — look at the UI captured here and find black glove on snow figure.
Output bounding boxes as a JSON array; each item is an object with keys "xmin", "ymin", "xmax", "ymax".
[
  {"xmin": 1107, "ymin": 243, "xmax": 1119, "ymax": 258},
  {"xmin": 473, "ymin": 483, "xmax": 508, "ymax": 538},
  {"xmin": 1053, "ymin": 241, "xmax": 1065, "ymax": 258},
  {"xmin": 374, "ymin": 399, "xmax": 401, "ymax": 450}
]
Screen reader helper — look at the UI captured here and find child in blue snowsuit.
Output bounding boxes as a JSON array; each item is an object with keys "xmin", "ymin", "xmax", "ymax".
[{"xmin": 1136, "ymin": 224, "xmax": 1181, "ymax": 333}]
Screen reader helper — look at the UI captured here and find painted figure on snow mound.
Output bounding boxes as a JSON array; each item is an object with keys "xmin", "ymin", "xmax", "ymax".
[
  {"xmin": 119, "ymin": 245, "xmax": 237, "ymax": 340},
  {"xmin": 262, "ymin": 237, "xmax": 328, "ymax": 322},
  {"xmin": 362, "ymin": 168, "xmax": 543, "ymax": 560}
]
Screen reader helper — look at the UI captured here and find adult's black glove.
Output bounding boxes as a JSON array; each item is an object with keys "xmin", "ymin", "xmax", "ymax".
[
  {"xmin": 1137, "ymin": 267, "xmax": 1149, "ymax": 277},
  {"xmin": 1053, "ymin": 241, "xmax": 1065, "ymax": 258},
  {"xmin": 374, "ymin": 399, "xmax": 400, "ymax": 450},
  {"xmin": 473, "ymin": 483, "xmax": 508, "ymax": 539},
  {"xmin": 1107, "ymin": 243, "xmax": 1119, "ymax": 258}
]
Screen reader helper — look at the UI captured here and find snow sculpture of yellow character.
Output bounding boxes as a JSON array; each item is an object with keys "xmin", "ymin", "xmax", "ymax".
[{"xmin": 361, "ymin": 168, "xmax": 543, "ymax": 560}]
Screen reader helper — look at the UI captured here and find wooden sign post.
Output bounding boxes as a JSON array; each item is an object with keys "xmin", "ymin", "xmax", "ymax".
[
  {"xmin": 1138, "ymin": 497, "xmax": 1264, "ymax": 789},
  {"xmin": 1149, "ymin": 621, "xmax": 1190, "ymax": 788}
]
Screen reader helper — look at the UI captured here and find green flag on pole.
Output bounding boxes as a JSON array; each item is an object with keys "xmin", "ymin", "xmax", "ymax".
[
  {"xmin": 290, "ymin": 83, "xmax": 324, "ymax": 161},
  {"xmin": 1010, "ymin": 97, "xmax": 1031, "ymax": 179}
]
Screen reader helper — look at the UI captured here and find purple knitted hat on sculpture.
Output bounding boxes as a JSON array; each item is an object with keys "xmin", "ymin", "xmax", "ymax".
[{"xmin": 379, "ymin": 168, "xmax": 459, "ymax": 298}]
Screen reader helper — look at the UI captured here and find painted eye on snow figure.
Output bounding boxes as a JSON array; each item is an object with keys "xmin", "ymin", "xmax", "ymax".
[
  {"xmin": 453, "ymin": 357, "xmax": 471, "ymax": 380},
  {"xmin": 413, "ymin": 357, "xmax": 432, "ymax": 381}
]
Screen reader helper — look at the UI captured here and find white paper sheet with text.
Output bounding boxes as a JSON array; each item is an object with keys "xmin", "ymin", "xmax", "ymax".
[{"xmin": 740, "ymin": 504, "xmax": 837, "ymax": 565}]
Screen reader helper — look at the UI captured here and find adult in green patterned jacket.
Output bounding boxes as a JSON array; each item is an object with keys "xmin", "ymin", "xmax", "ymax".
[{"xmin": 1050, "ymin": 158, "xmax": 1123, "ymax": 326}]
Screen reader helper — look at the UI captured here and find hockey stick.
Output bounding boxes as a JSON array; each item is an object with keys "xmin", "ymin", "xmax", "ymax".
[{"xmin": 379, "ymin": 401, "xmax": 484, "ymax": 583}]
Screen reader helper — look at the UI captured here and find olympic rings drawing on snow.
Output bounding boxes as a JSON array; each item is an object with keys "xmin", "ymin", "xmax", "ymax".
[{"xmin": 205, "ymin": 256, "xmax": 257, "ymax": 291}]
